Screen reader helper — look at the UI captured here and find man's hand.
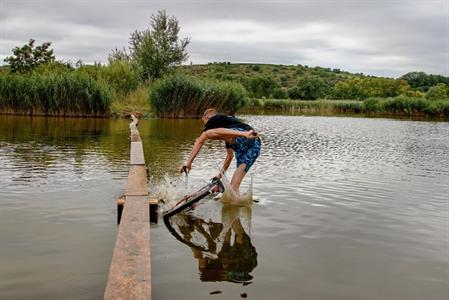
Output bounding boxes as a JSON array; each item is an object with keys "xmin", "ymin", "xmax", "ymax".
[
  {"xmin": 245, "ymin": 130, "xmax": 258, "ymax": 139},
  {"xmin": 212, "ymin": 173, "xmax": 222, "ymax": 180},
  {"xmin": 180, "ymin": 162, "xmax": 192, "ymax": 175}
]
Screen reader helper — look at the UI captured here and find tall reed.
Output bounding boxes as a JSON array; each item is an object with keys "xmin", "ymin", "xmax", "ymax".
[
  {"xmin": 0, "ymin": 73, "xmax": 112, "ymax": 116},
  {"xmin": 362, "ymin": 96, "xmax": 449, "ymax": 116},
  {"xmin": 244, "ymin": 99, "xmax": 362, "ymax": 113},
  {"xmin": 149, "ymin": 74, "xmax": 248, "ymax": 118},
  {"xmin": 242, "ymin": 97, "xmax": 449, "ymax": 117}
]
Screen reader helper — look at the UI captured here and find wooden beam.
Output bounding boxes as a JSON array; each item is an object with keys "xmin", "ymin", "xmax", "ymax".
[
  {"xmin": 117, "ymin": 198, "xmax": 159, "ymax": 224},
  {"xmin": 130, "ymin": 142, "xmax": 145, "ymax": 165},
  {"xmin": 105, "ymin": 114, "xmax": 152, "ymax": 299},
  {"xmin": 105, "ymin": 195, "xmax": 151, "ymax": 299},
  {"xmin": 125, "ymin": 165, "xmax": 148, "ymax": 196}
]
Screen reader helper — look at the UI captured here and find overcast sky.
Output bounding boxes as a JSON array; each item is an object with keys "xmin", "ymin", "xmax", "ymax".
[{"xmin": 0, "ymin": 0, "xmax": 447, "ymax": 77}]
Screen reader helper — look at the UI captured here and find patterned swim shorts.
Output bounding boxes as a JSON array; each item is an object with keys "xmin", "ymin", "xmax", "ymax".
[{"xmin": 226, "ymin": 127, "xmax": 261, "ymax": 172}]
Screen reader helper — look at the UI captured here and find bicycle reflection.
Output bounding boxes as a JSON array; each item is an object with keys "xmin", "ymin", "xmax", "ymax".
[{"xmin": 164, "ymin": 205, "xmax": 258, "ymax": 283}]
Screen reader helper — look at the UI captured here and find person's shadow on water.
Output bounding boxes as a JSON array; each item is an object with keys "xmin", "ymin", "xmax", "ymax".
[{"xmin": 165, "ymin": 205, "xmax": 258, "ymax": 284}]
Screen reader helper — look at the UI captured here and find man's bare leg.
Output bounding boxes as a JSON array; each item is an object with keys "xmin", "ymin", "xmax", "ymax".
[{"xmin": 230, "ymin": 164, "xmax": 247, "ymax": 196}]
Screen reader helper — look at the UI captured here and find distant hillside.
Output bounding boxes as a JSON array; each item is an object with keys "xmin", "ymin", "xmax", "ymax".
[
  {"xmin": 177, "ymin": 63, "xmax": 449, "ymax": 100},
  {"xmin": 178, "ymin": 62, "xmax": 360, "ymax": 89}
]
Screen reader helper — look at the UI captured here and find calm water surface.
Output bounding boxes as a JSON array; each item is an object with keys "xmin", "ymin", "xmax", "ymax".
[{"xmin": 0, "ymin": 115, "xmax": 448, "ymax": 300}]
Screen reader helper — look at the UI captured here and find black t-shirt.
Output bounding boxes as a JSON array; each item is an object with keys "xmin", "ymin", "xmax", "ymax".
[
  {"xmin": 203, "ymin": 114, "xmax": 253, "ymax": 132},
  {"xmin": 203, "ymin": 114, "xmax": 254, "ymax": 149}
]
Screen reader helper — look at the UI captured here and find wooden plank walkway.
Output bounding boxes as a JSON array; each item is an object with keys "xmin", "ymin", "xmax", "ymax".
[{"xmin": 104, "ymin": 115, "xmax": 151, "ymax": 300}]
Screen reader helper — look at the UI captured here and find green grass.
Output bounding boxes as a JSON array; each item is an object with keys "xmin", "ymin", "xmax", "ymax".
[{"xmin": 111, "ymin": 85, "xmax": 153, "ymax": 118}]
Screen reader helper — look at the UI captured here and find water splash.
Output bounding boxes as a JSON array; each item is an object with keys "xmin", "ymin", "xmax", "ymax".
[
  {"xmin": 220, "ymin": 172, "xmax": 253, "ymax": 206},
  {"xmin": 149, "ymin": 174, "xmax": 190, "ymax": 211},
  {"xmin": 151, "ymin": 170, "xmax": 254, "ymax": 213}
]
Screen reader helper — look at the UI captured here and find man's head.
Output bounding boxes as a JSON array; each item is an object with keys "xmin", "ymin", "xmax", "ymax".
[{"xmin": 202, "ymin": 108, "xmax": 217, "ymax": 124}]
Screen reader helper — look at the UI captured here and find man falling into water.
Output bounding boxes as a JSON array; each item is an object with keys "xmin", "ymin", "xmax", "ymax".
[{"xmin": 180, "ymin": 108, "xmax": 261, "ymax": 198}]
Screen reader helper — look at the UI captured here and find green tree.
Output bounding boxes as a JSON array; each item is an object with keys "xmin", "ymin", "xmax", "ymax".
[
  {"xmin": 4, "ymin": 39, "xmax": 55, "ymax": 73},
  {"xmin": 332, "ymin": 77, "xmax": 409, "ymax": 100},
  {"xmin": 108, "ymin": 47, "xmax": 130, "ymax": 63},
  {"xmin": 288, "ymin": 76, "xmax": 329, "ymax": 100},
  {"xmin": 244, "ymin": 76, "xmax": 278, "ymax": 98},
  {"xmin": 400, "ymin": 72, "xmax": 449, "ymax": 91},
  {"xmin": 129, "ymin": 10, "xmax": 190, "ymax": 81},
  {"xmin": 426, "ymin": 83, "xmax": 449, "ymax": 100}
]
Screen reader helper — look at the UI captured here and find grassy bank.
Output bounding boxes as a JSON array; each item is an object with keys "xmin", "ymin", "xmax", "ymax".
[
  {"xmin": 110, "ymin": 86, "xmax": 152, "ymax": 118},
  {"xmin": 0, "ymin": 73, "xmax": 112, "ymax": 117},
  {"xmin": 241, "ymin": 97, "xmax": 449, "ymax": 117}
]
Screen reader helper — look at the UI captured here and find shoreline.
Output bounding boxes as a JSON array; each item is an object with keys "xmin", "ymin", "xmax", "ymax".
[{"xmin": 1, "ymin": 110, "xmax": 448, "ymax": 122}]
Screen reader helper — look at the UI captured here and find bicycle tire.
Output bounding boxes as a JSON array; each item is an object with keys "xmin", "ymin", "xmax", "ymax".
[{"xmin": 163, "ymin": 179, "xmax": 224, "ymax": 218}]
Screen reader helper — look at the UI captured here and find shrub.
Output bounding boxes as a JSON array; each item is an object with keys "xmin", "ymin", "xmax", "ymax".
[
  {"xmin": 101, "ymin": 61, "xmax": 139, "ymax": 95},
  {"xmin": 426, "ymin": 83, "xmax": 449, "ymax": 100},
  {"xmin": 33, "ymin": 61, "xmax": 74, "ymax": 76},
  {"xmin": 251, "ymin": 65, "xmax": 261, "ymax": 72},
  {"xmin": 149, "ymin": 74, "xmax": 248, "ymax": 118},
  {"xmin": 271, "ymin": 87, "xmax": 289, "ymax": 99},
  {"xmin": 76, "ymin": 62, "xmax": 139, "ymax": 95}
]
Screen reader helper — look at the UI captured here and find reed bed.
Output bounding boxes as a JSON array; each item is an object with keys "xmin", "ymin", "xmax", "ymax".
[
  {"xmin": 0, "ymin": 73, "xmax": 112, "ymax": 116},
  {"xmin": 243, "ymin": 97, "xmax": 449, "ymax": 117},
  {"xmin": 149, "ymin": 74, "xmax": 248, "ymax": 118},
  {"xmin": 245, "ymin": 99, "xmax": 362, "ymax": 113},
  {"xmin": 362, "ymin": 96, "xmax": 449, "ymax": 116}
]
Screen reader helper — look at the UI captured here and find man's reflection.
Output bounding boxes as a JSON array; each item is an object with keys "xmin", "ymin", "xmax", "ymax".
[{"xmin": 164, "ymin": 205, "xmax": 258, "ymax": 284}]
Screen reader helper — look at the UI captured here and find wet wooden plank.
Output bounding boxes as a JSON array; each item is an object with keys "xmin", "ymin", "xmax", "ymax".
[
  {"xmin": 130, "ymin": 130, "xmax": 141, "ymax": 142},
  {"xmin": 105, "ymin": 114, "xmax": 152, "ymax": 300},
  {"xmin": 125, "ymin": 165, "xmax": 148, "ymax": 196},
  {"xmin": 104, "ymin": 195, "xmax": 151, "ymax": 300},
  {"xmin": 116, "ymin": 198, "xmax": 159, "ymax": 224},
  {"xmin": 130, "ymin": 142, "xmax": 145, "ymax": 165}
]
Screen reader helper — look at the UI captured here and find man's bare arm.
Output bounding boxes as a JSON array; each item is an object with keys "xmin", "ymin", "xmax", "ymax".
[
  {"xmin": 205, "ymin": 128, "xmax": 257, "ymax": 140},
  {"xmin": 180, "ymin": 132, "xmax": 208, "ymax": 172}
]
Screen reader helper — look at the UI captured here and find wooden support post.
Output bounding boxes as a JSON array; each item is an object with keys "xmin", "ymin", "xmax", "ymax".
[{"xmin": 117, "ymin": 198, "xmax": 159, "ymax": 224}]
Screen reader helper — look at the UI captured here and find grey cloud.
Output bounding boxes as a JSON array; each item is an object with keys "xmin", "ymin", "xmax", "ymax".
[{"xmin": 1, "ymin": 0, "xmax": 447, "ymax": 77}]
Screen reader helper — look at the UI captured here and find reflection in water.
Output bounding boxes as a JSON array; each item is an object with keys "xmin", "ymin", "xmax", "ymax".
[
  {"xmin": 2, "ymin": 115, "xmax": 448, "ymax": 300},
  {"xmin": 165, "ymin": 205, "xmax": 257, "ymax": 284}
]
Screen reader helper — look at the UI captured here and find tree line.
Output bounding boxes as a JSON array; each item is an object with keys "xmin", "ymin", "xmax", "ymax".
[
  {"xmin": 180, "ymin": 64, "xmax": 449, "ymax": 101},
  {"xmin": 1, "ymin": 10, "xmax": 448, "ymax": 118}
]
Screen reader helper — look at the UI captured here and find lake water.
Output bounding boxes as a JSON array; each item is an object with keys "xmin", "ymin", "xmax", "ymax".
[{"xmin": 0, "ymin": 115, "xmax": 448, "ymax": 300}]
